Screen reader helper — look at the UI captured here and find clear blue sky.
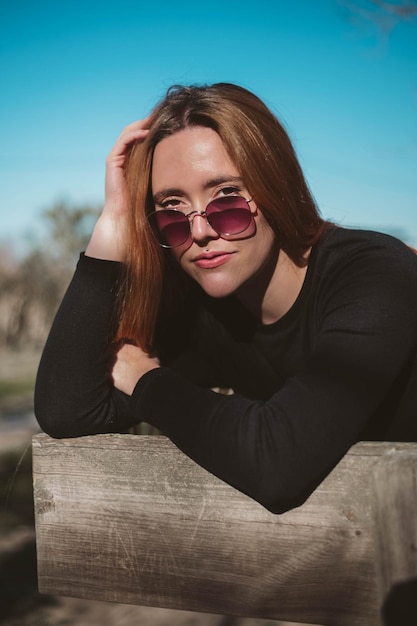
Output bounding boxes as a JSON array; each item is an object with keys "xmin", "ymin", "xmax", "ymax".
[{"xmin": 1, "ymin": 0, "xmax": 416, "ymax": 253}]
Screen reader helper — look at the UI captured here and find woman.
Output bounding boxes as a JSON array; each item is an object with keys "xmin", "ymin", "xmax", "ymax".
[{"xmin": 35, "ymin": 83, "xmax": 417, "ymax": 513}]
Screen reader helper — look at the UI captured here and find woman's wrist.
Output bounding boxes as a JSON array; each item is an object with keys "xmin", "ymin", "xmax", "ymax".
[{"xmin": 85, "ymin": 213, "xmax": 127, "ymax": 262}]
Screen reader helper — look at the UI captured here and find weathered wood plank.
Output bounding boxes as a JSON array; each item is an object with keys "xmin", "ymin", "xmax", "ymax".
[{"xmin": 32, "ymin": 435, "xmax": 417, "ymax": 626}]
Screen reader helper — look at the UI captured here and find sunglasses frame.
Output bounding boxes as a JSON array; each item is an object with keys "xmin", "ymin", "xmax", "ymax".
[{"xmin": 148, "ymin": 195, "xmax": 254, "ymax": 248}]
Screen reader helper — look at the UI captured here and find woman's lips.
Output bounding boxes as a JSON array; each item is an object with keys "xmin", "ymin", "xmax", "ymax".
[{"xmin": 193, "ymin": 251, "xmax": 234, "ymax": 269}]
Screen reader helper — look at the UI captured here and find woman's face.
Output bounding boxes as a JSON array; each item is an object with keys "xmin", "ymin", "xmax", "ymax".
[{"xmin": 151, "ymin": 126, "xmax": 278, "ymax": 300}]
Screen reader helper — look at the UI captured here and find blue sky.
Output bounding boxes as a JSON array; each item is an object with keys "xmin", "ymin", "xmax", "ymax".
[{"xmin": 1, "ymin": 0, "xmax": 416, "ymax": 254}]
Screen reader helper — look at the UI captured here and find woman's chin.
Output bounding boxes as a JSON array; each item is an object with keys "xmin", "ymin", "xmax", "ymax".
[{"xmin": 195, "ymin": 274, "xmax": 240, "ymax": 299}]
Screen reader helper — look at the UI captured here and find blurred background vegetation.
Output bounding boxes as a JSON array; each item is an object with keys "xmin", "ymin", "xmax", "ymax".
[
  {"xmin": 0, "ymin": 201, "xmax": 100, "ymax": 351},
  {"xmin": 0, "ymin": 202, "xmax": 104, "ymax": 625}
]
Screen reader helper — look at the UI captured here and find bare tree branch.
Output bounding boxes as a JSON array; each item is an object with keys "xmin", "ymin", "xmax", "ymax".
[{"xmin": 338, "ymin": 0, "xmax": 417, "ymax": 34}]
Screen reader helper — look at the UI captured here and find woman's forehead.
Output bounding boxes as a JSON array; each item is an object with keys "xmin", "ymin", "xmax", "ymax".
[{"xmin": 151, "ymin": 127, "xmax": 242, "ymax": 193}]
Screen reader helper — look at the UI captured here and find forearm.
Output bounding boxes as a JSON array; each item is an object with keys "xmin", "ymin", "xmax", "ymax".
[
  {"xmin": 126, "ymin": 310, "xmax": 417, "ymax": 514},
  {"xmin": 126, "ymin": 367, "xmax": 346, "ymax": 513},
  {"xmin": 84, "ymin": 119, "xmax": 150, "ymax": 263},
  {"xmin": 35, "ymin": 119, "xmax": 154, "ymax": 436},
  {"xmin": 35, "ymin": 254, "xmax": 138, "ymax": 437}
]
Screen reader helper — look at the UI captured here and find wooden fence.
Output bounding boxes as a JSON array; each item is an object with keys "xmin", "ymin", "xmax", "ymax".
[{"xmin": 32, "ymin": 434, "xmax": 417, "ymax": 626}]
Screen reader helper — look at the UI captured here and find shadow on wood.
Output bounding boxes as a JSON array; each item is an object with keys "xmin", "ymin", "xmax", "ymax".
[{"xmin": 32, "ymin": 434, "xmax": 417, "ymax": 626}]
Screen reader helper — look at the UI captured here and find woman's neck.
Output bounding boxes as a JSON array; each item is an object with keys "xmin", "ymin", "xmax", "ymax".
[{"xmin": 236, "ymin": 247, "xmax": 310, "ymax": 325}]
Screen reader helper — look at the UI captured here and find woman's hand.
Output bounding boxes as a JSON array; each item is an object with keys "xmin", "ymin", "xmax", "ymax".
[
  {"xmin": 112, "ymin": 342, "xmax": 160, "ymax": 396},
  {"xmin": 86, "ymin": 118, "xmax": 151, "ymax": 262}
]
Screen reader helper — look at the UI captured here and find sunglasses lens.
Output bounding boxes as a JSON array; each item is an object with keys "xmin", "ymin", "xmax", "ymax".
[
  {"xmin": 206, "ymin": 196, "xmax": 252, "ymax": 235},
  {"xmin": 148, "ymin": 197, "xmax": 252, "ymax": 247},
  {"xmin": 148, "ymin": 210, "xmax": 190, "ymax": 247}
]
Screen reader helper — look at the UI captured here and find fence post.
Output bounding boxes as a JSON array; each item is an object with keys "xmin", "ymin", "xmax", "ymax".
[
  {"xmin": 372, "ymin": 449, "xmax": 417, "ymax": 625},
  {"xmin": 33, "ymin": 435, "xmax": 417, "ymax": 625}
]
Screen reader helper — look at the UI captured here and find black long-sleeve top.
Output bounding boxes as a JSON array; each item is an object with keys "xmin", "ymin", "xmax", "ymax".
[{"xmin": 35, "ymin": 226, "xmax": 417, "ymax": 512}]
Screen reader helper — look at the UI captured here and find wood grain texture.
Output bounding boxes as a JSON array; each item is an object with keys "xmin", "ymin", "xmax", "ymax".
[{"xmin": 32, "ymin": 435, "xmax": 417, "ymax": 626}]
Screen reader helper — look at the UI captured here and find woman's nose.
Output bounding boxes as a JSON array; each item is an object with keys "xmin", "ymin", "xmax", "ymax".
[{"xmin": 189, "ymin": 213, "xmax": 219, "ymax": 243}]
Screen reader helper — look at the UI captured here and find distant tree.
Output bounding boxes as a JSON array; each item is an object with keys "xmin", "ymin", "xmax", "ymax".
[
  {"xmin": 338, "ymin": 0, "xmax": 417, "ymax": 33},
  {"xmin": 41, "ymin": 200, "xmax": 101, "ymax": 268},
  {"xmin": 0, "ymin": 201, "xmax": 100, "ymax": 348},
  {"xmin": 0, "ymin": 251, "xmax": 61, "ymax": 347}
]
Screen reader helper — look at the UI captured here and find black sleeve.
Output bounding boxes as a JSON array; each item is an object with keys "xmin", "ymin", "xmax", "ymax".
[
  {"xmin": 125, "ymin": 241, "xmax": 417, "ymax": 512},
  {"xmin": 34, "ymin": 254, "xmax": 218, "ymax": 437},
  {"xmin": 34, "ymin": 254, "xmax": 139, "ymax": 437}
]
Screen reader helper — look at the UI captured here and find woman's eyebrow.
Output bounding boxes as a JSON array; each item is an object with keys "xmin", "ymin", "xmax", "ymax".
[
  {"xmin": 203, "ymin": 175, "xmax": 244, "ymax": 190},
  {"xmin": 153, "ymin": 188, "xmax": 183, "ymax": 204},
  {"xmin": 153, "ymin": 176, "xmax": 244, "ymax": 204}
]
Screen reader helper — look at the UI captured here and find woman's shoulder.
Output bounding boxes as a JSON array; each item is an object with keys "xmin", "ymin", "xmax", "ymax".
[
  {"xmin": 315, "ymin": 225, "xmax": 417, "ymax": 272},
  {"xmin": 308, "ymin": 225, "xmax": 417, "ymax": 308},
  {"xmin": 320, "ymin": 224, "xmax": 412, "ymax": 250}
]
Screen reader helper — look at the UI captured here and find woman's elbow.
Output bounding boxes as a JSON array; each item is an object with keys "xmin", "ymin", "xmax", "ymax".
[
  {"xmin": 247, "ymin": 471, "xmax": 323, "ymax": 514},
  {"xmin": 34, "ymin": 396, "xmax": 109, "ymax": 439},
  {"xmin": 35, "ymin": 404, "xmax": 86, "ymax": 439}
]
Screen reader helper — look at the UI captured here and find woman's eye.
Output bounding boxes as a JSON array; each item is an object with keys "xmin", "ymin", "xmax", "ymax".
[
  {"xmin": 161, "ymin": 198, "xmax": 181, "ymax": 209},
  {"xmin": 220, "ymin": 186, "xmax": 241, "ymax": 197}
]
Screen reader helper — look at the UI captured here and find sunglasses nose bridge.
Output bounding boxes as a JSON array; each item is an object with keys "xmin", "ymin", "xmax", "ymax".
[
  {"xmin": 186, "ymin": 209, "xmax": 206, "ymax": 225},
  {"xmin": 187, "ymin": 210, "xmax": 218, "ymax": 241}
]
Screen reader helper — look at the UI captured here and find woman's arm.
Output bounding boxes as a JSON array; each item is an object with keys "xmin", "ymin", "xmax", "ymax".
[
  {"xmin": 34, "ymin": 254, "xmax": 136, "ymax": 437},
  {"xmin": 86, "ymin": 119, "xmax": 150, "ymax": 262},
  {"xmin": 35, "ymin": 120, "xmax": 159, "ymax": 436},
  {"xmin": 114, "ymin": 240, "xmax": 417, "ymax": 512}
]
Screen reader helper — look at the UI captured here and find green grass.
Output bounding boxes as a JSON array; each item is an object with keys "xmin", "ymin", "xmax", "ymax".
[
  {"xmin": 0, "ymin": 445, "xmax": 34, "ymax": 531},
  {"xmin": 0, "ymin": 379, "xmax": 35, "ymax": 400}
]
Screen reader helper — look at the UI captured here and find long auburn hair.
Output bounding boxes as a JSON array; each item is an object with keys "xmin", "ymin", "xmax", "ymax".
[{"xmin": 117, "ymin": 83, "xmax": 327, "ymax": 349}]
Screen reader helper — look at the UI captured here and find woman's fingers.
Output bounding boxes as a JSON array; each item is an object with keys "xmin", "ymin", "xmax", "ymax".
[
  {"xmin": 112, "ymin": 342, "xmax": 160, "ymax": 395},
  {"xmin": 104, "ymin": 119, "xmax": 151, "ymax": 214},
  {"xmin": 85, "ymin": 117, "xmax": 152, "ymax": 261},
  {"xmin": 107, "ymin": 119, "xmax": 151, "ymax": 162}
]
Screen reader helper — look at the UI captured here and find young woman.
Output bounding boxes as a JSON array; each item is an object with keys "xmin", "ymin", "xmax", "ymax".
[{"xmin": 35, "ymin": 83, "xmax": 417, "ymax": 513}]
